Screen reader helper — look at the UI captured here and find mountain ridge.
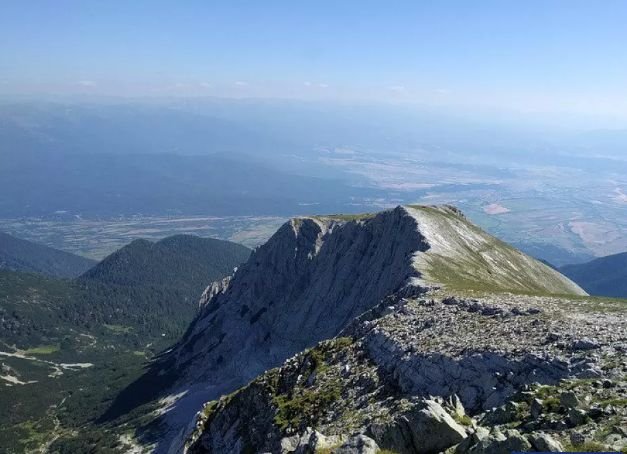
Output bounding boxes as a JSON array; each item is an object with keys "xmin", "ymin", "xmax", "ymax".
[
  {"xmin": 0, "ymin": 231, "xmax": 96, "ymax": 278},
  {"xmin": 80, "ymin": 234, "xmax": 250, "ymax": 293},
  {"xmin": 113, "ymin": 205, "xmax": 586, "ymax": 453},
  {"xmin": 560, "ymin": 251, "xmax": 627, "ymax": 298}
]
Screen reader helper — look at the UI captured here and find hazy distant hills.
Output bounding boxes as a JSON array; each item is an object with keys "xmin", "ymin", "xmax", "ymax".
[
  {"xmin": 512, "ymin": 242, "xmax": 595, "ymax": 268},
  {"xmin": 0, "ymin": 101, "xmax": 287, "ymax": 157},
  {"xmin": 0, "ymin": 101, "xmax": 384, "ymax": 217},
  {"xmin": 0, "ymin": 231, "xmax": 95, "ymax": 278},
  {"xmin": 80, "ymin": 234, "xmax": 250, "ymax": 295},
  {"xmin": 560, "ymin": 251, "xmax": 627, "ymax": 298},
  {"xmin": 0, "ymin": 149, "xmax": 382, "ymax": 217}
]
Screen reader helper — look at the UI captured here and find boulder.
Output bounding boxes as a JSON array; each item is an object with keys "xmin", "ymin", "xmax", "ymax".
[
  {"xmin": 569, "ymin": 431, "xmax": 586, "ymax": 446},
  {"xmin": 530, "ymin": 398, "xmax": 543, "ymax": 420},
  {"xmin": 335, "ymin": 435, "xmax": 379, "ymax": 454},
  {"xmin": 280, "ymin": 428, "xmax": 342, "ymax": 453},
  {"xmin": 481, "ymin": 401, "xmax": 520, "ymax": 425},
  {"xmin": 371, "ymin": 399, "xmax": 467, "ymax": 454},
  {"xmin": 528, "ymin": 432, "xmax": 564, "ymax": 452},
  {"xmin": 457, "ymin": 428, "xmax": 532, "ymax": 454},
  {"xmin": 568, "ymin": 408, "xmax": 588, "ymax": 427},
  {"xmin": 559, "ymin": 391, "xmax": 579, "ymax": 409}
]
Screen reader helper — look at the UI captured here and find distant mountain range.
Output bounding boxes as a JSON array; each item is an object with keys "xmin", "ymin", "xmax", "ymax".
[
  {"xmin": 560, "ymin": 251, "xmax": 627, "ymax": 298},
  {"xmin": 0, "ymin": 231, "xmax": 96, "ymax": 278},
  {"xmin": 0, "ymin": 101, "xmax": 388, "ymax": 218},
  {"xmin": 0, "ymin": 149, "xmax": 384, "ymax": 217}
]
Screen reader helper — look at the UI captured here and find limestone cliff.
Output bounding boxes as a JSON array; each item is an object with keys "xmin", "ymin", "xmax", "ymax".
[{"xmin": 125, "ymin": 205, "xmax": 586, "ymax": 452}]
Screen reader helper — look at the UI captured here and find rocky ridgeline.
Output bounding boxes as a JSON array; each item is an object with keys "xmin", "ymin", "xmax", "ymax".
[
  {"xmin": 134, "ymin": 205, "xmax": 590, "ymax": 452},
  {"xmin": 187, "ymin": 294, "xmax": 626, "ymax": 453}
]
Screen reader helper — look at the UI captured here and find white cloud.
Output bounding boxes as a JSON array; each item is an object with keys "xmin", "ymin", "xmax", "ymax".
[
  {"xmin": 304, "ymin": 81, "xmax": 328, "ymax": 88},
  {"xmin": 199, "ymin": 82, "xmax": 212, "ymax": 88},
  {"xmin": 387, "ymin": 85, "xmax": 405, "ymax": 92},
  {"xmin": 234, "ymin": 81, "xmax": 248, "ymax": 87},
  {"xmin": 435, "ymin": 88, "xmax": 451, "ymax": 94},
  {"xmin": 78, "ymin": 80, "xmax": 96, "ymax": 87}
]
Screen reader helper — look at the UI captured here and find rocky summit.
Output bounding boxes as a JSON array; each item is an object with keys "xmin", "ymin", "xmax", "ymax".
[
  {"xmin": 187, "ymin": 293, "xmax": 626, "ymax": 453},
  {"xmin": 129, "ymin": 204, "xmax": 601, "ymax": 453}
]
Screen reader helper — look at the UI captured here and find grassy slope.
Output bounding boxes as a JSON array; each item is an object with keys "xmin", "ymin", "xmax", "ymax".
[{"xmin": 405, "ymin": 205, "xmax": 587, "ymax": 296}]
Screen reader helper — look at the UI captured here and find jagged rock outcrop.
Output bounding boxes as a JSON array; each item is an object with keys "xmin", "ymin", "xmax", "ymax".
[
  {"xmin": 186, "ymin": 294, "xmax": 626, "ymax": 454},
  {"xmin": 126, "ymin": 205, "xmax": 587, "ymax": 452}
]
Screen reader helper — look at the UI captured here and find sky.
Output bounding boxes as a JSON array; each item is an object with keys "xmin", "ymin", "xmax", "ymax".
[{"xmin": 2, "ymin": 1, "xmax": 627, "ymax": 120}]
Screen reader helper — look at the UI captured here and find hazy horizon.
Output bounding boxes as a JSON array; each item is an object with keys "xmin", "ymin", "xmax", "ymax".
[{"xmin": 3, "ymin": 1, "xmax": 627, "ymax": 127}]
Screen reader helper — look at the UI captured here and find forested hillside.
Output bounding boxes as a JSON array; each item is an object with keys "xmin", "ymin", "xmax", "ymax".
[
  {"xmin": 0, "ymin": 231, "xmax": 95, "ymax": 278},
  {"xmin": 0, "ymin": 235, "xmax": 250, "ymax": 453},
  {"xmin": 81, "ymin": 234, "xmax": 250, "ymax": 293}
]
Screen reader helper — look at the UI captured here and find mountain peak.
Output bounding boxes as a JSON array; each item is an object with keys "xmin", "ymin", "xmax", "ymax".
[
  {"xmin": 80, "ymin": 234, "xmax": 250, "ymax": 290},
  {"xmin": 276, "ymin": 204, "xmax": 584, "ymax": 296},
  {"xmin": 123, "ymin": 205, "xmax": 585, "ymax": 452}
]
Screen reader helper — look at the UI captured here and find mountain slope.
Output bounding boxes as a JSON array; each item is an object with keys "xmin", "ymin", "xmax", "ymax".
[
  {"xmin": 188, "ymin": 293, "xmax": 626, "ymax": 454},
  {"xmin": 114, "ymin": 205, "xmax": 585, "ymax": 452},
  {"xmin": 404, "ymin": 205, "xmax": 584, "ymax": 294},
  {"xmin": 80, "ymin": 234, "xmax": 250, "ymax": 294},
  {"xmin": 0, "ymin": 231, "xmax": 96, "ymax": 278},
  {"xmin": 560, "ymin": 251, "xmax": 627, "ymax": 298},
  {"xmin": 0, "ymin": 235, "xmax": 250, "ymax": 453}
]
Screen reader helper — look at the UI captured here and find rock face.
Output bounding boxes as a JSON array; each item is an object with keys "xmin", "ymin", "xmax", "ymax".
[
  {"xmin": 131, "ymin": 205, "xmax": 587, "ymax": 452},
  {"xmin": 186, "ymin": 294, "xmax": 626, "ymax": 454}
]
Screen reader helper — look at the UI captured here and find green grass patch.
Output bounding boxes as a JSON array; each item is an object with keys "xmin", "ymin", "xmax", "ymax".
[
  {"xmin": 103, "ymin": 324, "xmax": 133, "ymax": 334},
  {"xmin": 453, "ymin": 413, "xmax": 473, "ymax": 426},
  {"xmin": 595, "ymin": 397, "xmax": 627, "ymax": 407},
  {"xmin": 562, "ymin": 441, "xmax": 617, "ymax": 452},
  {"xmin": 23, "ymin": 344, "xmax": 59, "ymax": 355},
  {"xmin": 273, "ymin": 383, "xmax": 342, "ymax": 431}
]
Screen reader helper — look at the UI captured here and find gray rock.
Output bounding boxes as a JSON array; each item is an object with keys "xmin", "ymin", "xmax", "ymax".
[
  {"xmin": 569, "ymin": 431, "xmax": 586, "ymax": 446},
  {"xmin": 568, "ymin": 408, "xmax": 588, "ymax": 426},
  {"xmin": 578, "ymin": 367, "xmax": 603, "ymax": 378},
  {"xmin": 481, "ymin": 401, "xmax": 520, "ymax": 425},
  {"xmin": 458, "ymin": 428, "xmax": 532, "ymax": 454},
  {"xmin": 528, "ymin": 432, "xmax": 565, "ymax": 452},
  {"xmin": 559, "ymin": 391, "xmax": 579, "ymax": 409},
  {"xmin": 335, "ymin": 435, "xmax": 379, "ymax": 454},
  {"xmin": 530, "ymin": 398, "xmax": 543, "ymax": 420},
  {"xmin": 280, "ymin": 428, "xmax": 343, "ymax": 454},
  {"xmin": 373, "ymin": 399, "xmax": 466, "ymax": 454},
  {"xmin": 571, "ymin": 338, "xmax": 600, "ymax": 350}
]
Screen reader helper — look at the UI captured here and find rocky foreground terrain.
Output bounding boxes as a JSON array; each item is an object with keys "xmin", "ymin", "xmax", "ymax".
[
  {"xmin": 117, "ymin": 205, "xmax": 625, "ymax": 453},
  {"xmin": 187, "ymin": 291, "xmax": 626, "ymax": 453}
]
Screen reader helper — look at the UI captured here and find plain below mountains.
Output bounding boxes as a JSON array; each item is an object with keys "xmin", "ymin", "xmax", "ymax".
[
  {"xmin": 0, "ymin": 233, "xmax": 250, "ymax": 453},
  {"xmin": 0, "ymin": 231, "xmax": 96, "ymax": 278},
  {"xmin": 560, "ymin": 251, "xmax": 627, "ymax": 298}
]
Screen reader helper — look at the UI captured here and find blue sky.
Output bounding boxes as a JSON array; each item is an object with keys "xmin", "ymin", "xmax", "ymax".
[{"xmin": 2, "ymin": 1, "xmax": 627, "ymax": 119}]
